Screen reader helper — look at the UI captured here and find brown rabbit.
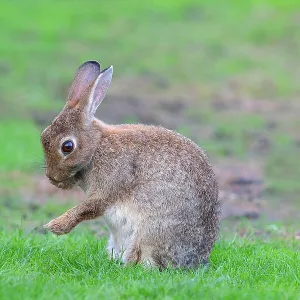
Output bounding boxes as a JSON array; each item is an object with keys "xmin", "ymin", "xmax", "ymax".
[{"xmin": 41, "ymin": 61, "xmax": 220, "ymax": 268}]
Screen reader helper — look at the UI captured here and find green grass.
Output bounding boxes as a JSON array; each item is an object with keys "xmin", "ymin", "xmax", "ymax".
[
  {"xmin": 265, "ymin": 134, "xmax": 300, "ymax": 195},
  {"xmin": 0, "ymin": 231, "xmax": 299, "ymax": 300},
  {"xmin": 0, "ymin": 120, "xmax": 42, "ymax": 172},
  {"xmin": 200, "ymin": 113, "xmax": 266, "ymax": 157},
  {"xmin": 1, "ymin": 0, "xmax": 300, "ymax": 118}
]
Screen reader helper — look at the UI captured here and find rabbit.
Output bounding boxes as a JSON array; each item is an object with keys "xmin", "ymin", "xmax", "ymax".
[{"xmin": 41, "ymin": 61, "xmax": 220, "ymax": 269}]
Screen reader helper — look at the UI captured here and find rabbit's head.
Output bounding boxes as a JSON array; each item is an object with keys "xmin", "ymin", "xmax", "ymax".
[{"xmin": 40, "ymin": 61, "xmax": 113, "ymax": 189}]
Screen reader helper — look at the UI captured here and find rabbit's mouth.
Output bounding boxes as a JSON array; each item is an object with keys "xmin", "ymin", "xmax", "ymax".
[
  {"xmin": 49, "ymin": 178, "xmax": 75, "ymax": 190},
  {"xmin": 48, "ymin": 171, "xmax": 82, "ymax": 190},
  {"xmin": 48, "ymin": 178, "xmax": 69, "ymax": 189}
]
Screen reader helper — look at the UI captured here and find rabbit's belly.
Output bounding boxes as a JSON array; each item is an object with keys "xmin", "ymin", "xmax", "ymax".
[{"xmin": 104, "ymin": 203, "xmax": 136, "ymax": 256}]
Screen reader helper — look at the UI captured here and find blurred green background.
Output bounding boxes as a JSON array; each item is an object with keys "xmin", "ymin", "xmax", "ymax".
[{"xmin": 0, "ymin": 0, "xmax": 299, "ymax": 234}]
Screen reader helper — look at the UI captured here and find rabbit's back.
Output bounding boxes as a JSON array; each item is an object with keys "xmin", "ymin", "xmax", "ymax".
[{"xmin": 97, "ymin": 124, "xmax": 218, "ymax": 196}]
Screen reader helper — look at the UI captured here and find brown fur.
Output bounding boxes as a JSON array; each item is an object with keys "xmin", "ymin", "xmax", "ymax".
[{"xmin": 42, "ymin": 61, "xmax": 220, "ymax": 268}]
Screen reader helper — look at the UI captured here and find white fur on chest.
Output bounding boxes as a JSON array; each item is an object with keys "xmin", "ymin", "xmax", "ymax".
[{"xmin": 103, "ymin": 202, "xmax": 136, "ymax": 257}]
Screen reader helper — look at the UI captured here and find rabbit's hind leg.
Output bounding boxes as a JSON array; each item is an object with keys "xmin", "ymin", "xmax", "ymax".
[
  {"xmin": 122, "ymin": 241, "xmax": 159, "ymax": 269},
  {"xmin": 122, "ymin": 241, "xmax": 142, "ymax": 265}
]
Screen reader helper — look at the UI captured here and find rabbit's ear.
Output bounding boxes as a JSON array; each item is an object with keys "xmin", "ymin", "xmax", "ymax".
[
  {"xmin": 84, "ymin": 66, "xmax": 113, "ymax": 122},
  {"xmin": 67, "ymin": 61, "xmax": 101, "ymax": 108}
]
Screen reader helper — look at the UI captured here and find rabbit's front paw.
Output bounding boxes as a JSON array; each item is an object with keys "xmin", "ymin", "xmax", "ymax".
[{"xmin": 43, "ymin": 216, "xmax": 74, "ymax": 235}]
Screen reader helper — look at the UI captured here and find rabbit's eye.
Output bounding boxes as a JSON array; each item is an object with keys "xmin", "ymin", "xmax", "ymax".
[{"xmin": 61, "ymin": 140, "xmax": 74, "ymax": 154}]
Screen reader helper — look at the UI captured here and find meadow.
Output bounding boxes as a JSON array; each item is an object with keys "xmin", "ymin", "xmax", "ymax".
[
  {"xmin": 0, "ymin": 232, "xmax": 299, "ymax": 300},
  {"xmin": 0, "ymin": 0, "xmax": 300, "ymax": 299}
]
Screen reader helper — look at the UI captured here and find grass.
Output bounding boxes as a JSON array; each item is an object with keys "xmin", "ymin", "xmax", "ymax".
[
  {"xmin": 1, "ymin": 0, "xmax": 300, "ymax": 117},
  {"xmin": 0, "ymin": 231, "xmax": 299, "ymax": 300},
  {"xmin": 0, "ymin": 120, "xmax": 43, "ymax": 172},
  {"xmin": 201, "ymin": 113, "xmax": 266, "ymax": 157},
  {"xmin": 0, "ymin": 1, "xmax": 300, "ymax": 298}
]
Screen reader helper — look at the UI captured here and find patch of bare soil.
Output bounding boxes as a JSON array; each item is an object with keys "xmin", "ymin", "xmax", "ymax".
[{"xmin": 215, "ymin": 160, "xmax": 264, "ymax": 219}]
